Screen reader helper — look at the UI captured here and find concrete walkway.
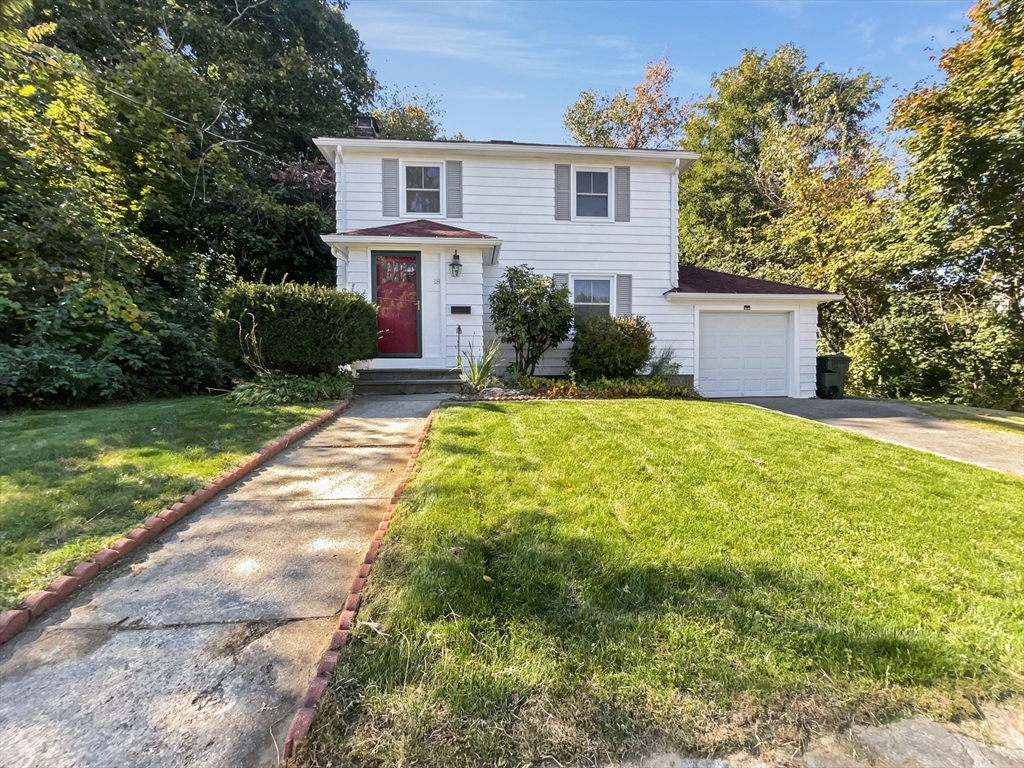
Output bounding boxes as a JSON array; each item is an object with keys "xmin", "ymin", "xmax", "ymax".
[
  {"xmin": 0, "ymin": 394, "xmax": 444, "ymax": 768},
  {"xmin": 728, "ymin": 397, "xmax": 1024, "ymax": 478}
]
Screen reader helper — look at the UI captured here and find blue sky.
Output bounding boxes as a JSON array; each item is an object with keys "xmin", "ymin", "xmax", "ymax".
[{"xmin": 345, "ymin": 0, "xmax": 972, "ymax": 143}]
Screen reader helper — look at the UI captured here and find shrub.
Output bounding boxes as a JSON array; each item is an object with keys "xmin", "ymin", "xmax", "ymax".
[
  {"xmin": 212, "ymin": 282, "xmax": 377, "ymax": 376},
  {"xmin": 509, "ymin": 374, "xmax": 691, "ymax": 399},
  {"xmin": 489, "ymin": 266, "xmax": 573, "ymax": 375},
  {"xmin": 226, "ymin": 372, "xmax": 354, "ymax": 406},
  {"xmin": 457, "ymin": 341, "xmax": 500, "ymax": 393},
  {"xmin": 569, "ymin": 316, "xmax": 655, "ymax": 379}
]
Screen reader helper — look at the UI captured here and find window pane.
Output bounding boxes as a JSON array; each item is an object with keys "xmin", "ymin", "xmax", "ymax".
[
  {"xmin": 576, "ymin": 171, "xmax": 592, "ymax": 193},
  {"xmin": 590, "ymin": 279, "xmax": 611, "ymax": 303},
  {"xmin": 574, "ymin": 280, "xmax": 593, "ymax": 303},
  {"xmin": 577, "ymin": 194, "xmax": 608, "ymax": 217},
  {"xmin": 591, "ymin": 172, "xmax": 608, "ymax": 194},
  {"xmin": 407, "ymin": 190, "xmax": 440, "ymax": 213},
  {"xmin": 406, "ymin": 166, "xmax": 423, "ymax": 188},
  {"xmin": 423, "ymin": 166, "xmax": 441, "ymax": 189},
  {"xmin": 574, "ymin": 303, "xmax": 610, "ymax": 321}
]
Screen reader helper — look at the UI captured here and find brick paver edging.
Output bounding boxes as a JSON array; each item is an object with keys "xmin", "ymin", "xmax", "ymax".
[
  {"xmin": 0, "ymin": 398, "xmax": 353, "ymax": 647},
  {"xmin": 282, "ymin": 409, "xmax": 437, "ymax": 762}
]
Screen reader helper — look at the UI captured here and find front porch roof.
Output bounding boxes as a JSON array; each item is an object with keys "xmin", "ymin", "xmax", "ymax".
[{"xmin": 322, "ymin": 219, "xmax": 502, "ymax": 263}]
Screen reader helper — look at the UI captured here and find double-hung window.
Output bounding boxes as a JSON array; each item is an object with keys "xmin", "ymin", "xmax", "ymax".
[
  {"xmin": 572, "ymin": 277, "xmax": 612, "ymax": 321},
  {"xmin": 405, "ymin": 165, "xmax": 441, "ymax": 214},
  {"xmin": 575, "ymin": 170, "xmax": 609, "ymax": 218}
]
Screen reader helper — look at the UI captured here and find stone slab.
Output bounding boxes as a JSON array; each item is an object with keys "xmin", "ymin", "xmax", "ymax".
[
  {"xmin": 0, "ymin": 617, "xmax": 332, "ymax": 768},
  {"xmin": 302, "ymin": 416, "xmax": 425, "ymax": 448},
  {"xmin": 53, "ymin": 499, "xmax": 386, "ymax": 628}
]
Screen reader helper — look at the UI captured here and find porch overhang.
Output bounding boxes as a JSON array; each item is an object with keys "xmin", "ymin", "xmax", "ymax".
[{"xmin": 322, "ymin": 234, "xmax": 502, "ymax": 264}]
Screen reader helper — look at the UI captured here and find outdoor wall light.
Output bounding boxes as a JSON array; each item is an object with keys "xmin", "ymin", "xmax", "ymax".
[{"xmin": 448, "ymin": 250, "xmax": 462, "ymax": 278}]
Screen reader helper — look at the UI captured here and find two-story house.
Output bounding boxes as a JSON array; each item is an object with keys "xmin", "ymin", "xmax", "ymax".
[{"xmin": 314, "ymin": 118, "xmax": 839, "ymax": 398}]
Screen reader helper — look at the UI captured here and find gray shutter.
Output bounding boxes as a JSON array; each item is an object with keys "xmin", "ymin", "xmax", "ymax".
[
  {"xmin": 616, "ymin": 274, "xmax": 632, "ymax": 317},
  {"xmin": 382, "ymin": 158, "xmax": 399, "ymax": 217},
  {"xmin": 446, "ymin": 160, "xmax": 463, "ymax": 218},
  {"xmin": 614, "ymin": 166, "xmax": 630, "ymax": 222},
  {"xmin": 554, "ymin": 164, "xmax": 571, "ymax": 220},
  {"xmin": 553, "ymin": 273, "xmax": 569, "ymax": 290}
]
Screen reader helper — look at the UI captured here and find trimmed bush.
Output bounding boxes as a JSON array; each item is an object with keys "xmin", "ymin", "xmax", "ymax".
[
  {"xmin": 226, "ymin": 372, "xmax": 354, "ymax": 406},
  {"xmin": 569, "ymin": 315, "xmax": 655, "ymax": 379},
  {"xmin": 489, "ymin": 266, "xmax": 573, "ymax": 375},
  {"xmin": 212, "ymin": 282, "xmax": 377, "ymax": 376}
]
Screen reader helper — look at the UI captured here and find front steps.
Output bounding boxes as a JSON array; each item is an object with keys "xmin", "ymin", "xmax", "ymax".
[{"xmin": 353, "ymin": 368, "xmax": 463, "ymax": 396}]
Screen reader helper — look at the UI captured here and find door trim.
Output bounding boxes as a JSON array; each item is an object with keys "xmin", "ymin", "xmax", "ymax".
[{"xmin": 371, "ymin": 250, "xmax": 422, "ymax": 358}]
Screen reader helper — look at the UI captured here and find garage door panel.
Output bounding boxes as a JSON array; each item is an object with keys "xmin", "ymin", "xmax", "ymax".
[{"xmin": 699, "ymin": 312, "xmax": 790, "ymax": 398}]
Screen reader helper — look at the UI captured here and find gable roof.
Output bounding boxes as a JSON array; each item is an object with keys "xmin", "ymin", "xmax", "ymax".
[
  {"xmin": 342, "ymin": 220, "xmax": 497, "ymax": 240},
  {"xmin": 669, "ymin": 266, "xmax": 839, "ymax": 297}
]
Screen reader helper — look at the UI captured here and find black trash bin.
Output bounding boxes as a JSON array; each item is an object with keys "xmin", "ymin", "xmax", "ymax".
[{"xmin": 816, "ymin": 354, "xmax": 851, "ymax": 399}]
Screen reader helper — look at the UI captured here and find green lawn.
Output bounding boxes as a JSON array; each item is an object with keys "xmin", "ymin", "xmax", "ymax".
[
  {"xmin": 0, "ymin": 396, "xmax": 332, "ymax": 609},
  {"xmin": 901, "ymin": 400, "xmax": 1024, "ymax": 436},
  {"xmin": 302, "ymin": 400, "xmax": 1024, "ymax": 767}
]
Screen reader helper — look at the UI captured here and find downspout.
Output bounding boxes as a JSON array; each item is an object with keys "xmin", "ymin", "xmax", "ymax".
[{"xmin": 670, "ymin": 158, "xmax": 680, "ymax": 289}]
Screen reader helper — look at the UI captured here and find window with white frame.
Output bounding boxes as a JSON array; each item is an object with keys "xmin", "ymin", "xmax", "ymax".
[
  {"xmin": 575, "ymin": 170, "xmax": 609, "ymax": 218},
  {"xmin": 572, "ymin": 277, "xmax": 612, "ymax": 320},
  {"xmin": 405, "ymin": 165, "xmax": 441, "ymax": 214}
]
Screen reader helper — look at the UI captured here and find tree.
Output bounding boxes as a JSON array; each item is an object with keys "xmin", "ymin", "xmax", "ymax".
[
  {"xmin": 563, "ymin": 58, "xmax": 688, "ymax": 148},
  {"xmin": 891, "ymin": 0, "xmax": 1024, "ymax": 320},
  {"xmin": 489, "ymin": 266, "xmax": 573, "ymax": 375},
  {"xmin": 676, "ymin": 46, "xmax": 899, "ymax": 349},
  {"xmin": 372, "ymin": 86, "xmax": 444, "ymax": 141}
]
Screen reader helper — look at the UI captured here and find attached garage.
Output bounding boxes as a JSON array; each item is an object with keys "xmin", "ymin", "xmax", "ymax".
[
  {"xmin": 698, "ymin": 312, "xmax": 789, "ymax": 397},
  {"xmin": 664, "ymin": 266, "xmax": 842, "ymax": 399}
]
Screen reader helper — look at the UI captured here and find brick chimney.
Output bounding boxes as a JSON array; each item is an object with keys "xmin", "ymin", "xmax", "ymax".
[{"xmin": 353, "ymin": 115, "xmax": 380, "ymax": 139}]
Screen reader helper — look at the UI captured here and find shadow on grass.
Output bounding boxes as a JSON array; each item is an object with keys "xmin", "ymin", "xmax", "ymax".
[{"xmin": 325, "ymin": 505, "xmax": 999, "ymax": 765}]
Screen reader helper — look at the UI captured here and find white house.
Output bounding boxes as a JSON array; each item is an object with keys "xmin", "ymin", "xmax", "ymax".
[{"xmin": 314, "ymin": 120, "xmax": 840, "ymax": 398}]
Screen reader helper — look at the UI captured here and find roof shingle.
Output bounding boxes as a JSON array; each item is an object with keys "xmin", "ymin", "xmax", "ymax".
[
  {"xmin": 341, "ymin": 219, "xmax": 497, "ymax": 239},
  {"xmin": 670, "ymin": 265, "xmax": 832, "ymax": 295}
]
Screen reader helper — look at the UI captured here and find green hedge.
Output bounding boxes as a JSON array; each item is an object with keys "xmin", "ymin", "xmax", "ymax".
[
  {"xmin": 212, "ymin": 282, "xmax": 377, "ymax": 376},
  {"xmin": 569, "ymin": 315, "xmax": 655, "ymax": 379}
]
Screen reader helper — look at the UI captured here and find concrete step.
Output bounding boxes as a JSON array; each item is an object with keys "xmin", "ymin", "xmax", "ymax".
[
  {"xmin": 354, "ymin": 379, "xmax": 463, "ymax": 396},
  {"xmin": 355, "ymin": 368, "xmax": 460, "ymax": 383}
]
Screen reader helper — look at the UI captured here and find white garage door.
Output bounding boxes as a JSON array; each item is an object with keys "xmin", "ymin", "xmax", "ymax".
[{"xmin": 698, "ymin": 312, "xmax": 790, "ymax": 397}]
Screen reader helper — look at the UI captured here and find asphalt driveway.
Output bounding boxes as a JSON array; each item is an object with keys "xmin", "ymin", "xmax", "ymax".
[{"xmin": 728, "ymin": 397, "xmax": 1024, "ymax": 478}]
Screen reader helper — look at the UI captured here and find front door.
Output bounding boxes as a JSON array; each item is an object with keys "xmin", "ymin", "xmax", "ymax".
[{"xmin": 373, "ymin": 252, "xmax": 421, "ymax": 356}]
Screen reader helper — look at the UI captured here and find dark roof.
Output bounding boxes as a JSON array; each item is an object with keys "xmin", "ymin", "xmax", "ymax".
[
  {"xmin": 341, "ymin": 219, "xmax": 497, "ymax": 239},
  {"xmin": 670, "ymin": 265, "xmax": 834, "ymax": 295}
]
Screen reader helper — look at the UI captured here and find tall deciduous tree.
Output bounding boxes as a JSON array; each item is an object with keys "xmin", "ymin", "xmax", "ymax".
[
  {"xmin": 891, "ymin": 0, "xmax": 1024, "ymax": 320},
  {"xmin": 677, "ymin": 45, "xmax": 897, "ymax": 348},
  {"xmin": 563, "ymin": 58, "xmax": 688, "ymax": 149}
]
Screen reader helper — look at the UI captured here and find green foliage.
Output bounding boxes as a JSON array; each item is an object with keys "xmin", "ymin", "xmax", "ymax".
[
  {"xmin": 892, "ymin": 0, "xmax": 1023, "ymax": 318},
  {"xmin": 0, "ymin": 396, "xmax": 329, "ymax": 609},
  {"xmin": 563, "ymin": 58, "xmax": 688, "ymax": 148},
  {"xmin": 845, "ymin": 294, "xmax": 1024, "ymax": 410},
  {"xmin": 226, "ymin": 372, "xmax": 353, "ymax": 407},
  {"xmin": 512, "ymin": 374, "xmax": 691, "ymax": 399},
  {"xmin": 569, "ymin": 315, "xmax": 655, "ymax": 379},
  {"xmin": 0, "ymin": 26, "xmax": 226, "ymax": 408},
  {"xmin": 299, "ymin": 402, "xmax": 1023, "ymax": 765},
  {"xmin": 488, "ymin": 266, "xmax": 573, "ymax": 376},
  {"xmin": 372, "ymin": 86, "xmax": 444, "ymax": 140},
  {"xmin": 212, "ymin": 281, "xmax": 377, "ymax": 376},
  {"xmin": 456, "ymin": 340, "xmax": 500, "ymax": 393}
]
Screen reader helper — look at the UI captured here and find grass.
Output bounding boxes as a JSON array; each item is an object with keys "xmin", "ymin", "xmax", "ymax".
[
  {"xmin": 301, "ymin": 400, "xmax": 1024, "ymax": 767},
  {"xmin": 900, "ymin": 400, "xmax": 1024, "ymax": 437},
  {"xmin": 0, "ymin": 396, "xmax": 333, "ymax": 610}
]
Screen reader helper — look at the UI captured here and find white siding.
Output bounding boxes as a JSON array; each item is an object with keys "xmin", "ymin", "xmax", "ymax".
[{"xmin": 331, "ymin": 144, "xmax": 825, "ymax": 391}]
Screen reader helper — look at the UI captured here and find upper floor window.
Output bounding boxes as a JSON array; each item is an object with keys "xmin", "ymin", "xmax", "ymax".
[
  {"xmin": 406, "ymin": 165, "xmax": 441, "ymax": 213},
  {"xmin": 575, "ymin": 170, "xmax": 609, "ymax": 218},
  {"xmin": 572, "ymin": 277, "xmax": 612, "ymax": 320}
]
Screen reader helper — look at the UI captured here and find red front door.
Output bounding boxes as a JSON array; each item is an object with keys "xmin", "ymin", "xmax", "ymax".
[{"xmin": 374, "ymin": 253, "xmax": 420, "ymax": 356}]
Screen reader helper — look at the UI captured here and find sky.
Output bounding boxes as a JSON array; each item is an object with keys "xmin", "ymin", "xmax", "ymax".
[{"xmin": 344, "ymin": 0, "xmax": 973, "ymax": 144}]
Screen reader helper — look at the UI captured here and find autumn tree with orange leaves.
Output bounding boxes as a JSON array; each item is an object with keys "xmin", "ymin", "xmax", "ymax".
[{"xmin": 562, "ymin": 58, "xmax": 689, "ymax": 149}]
